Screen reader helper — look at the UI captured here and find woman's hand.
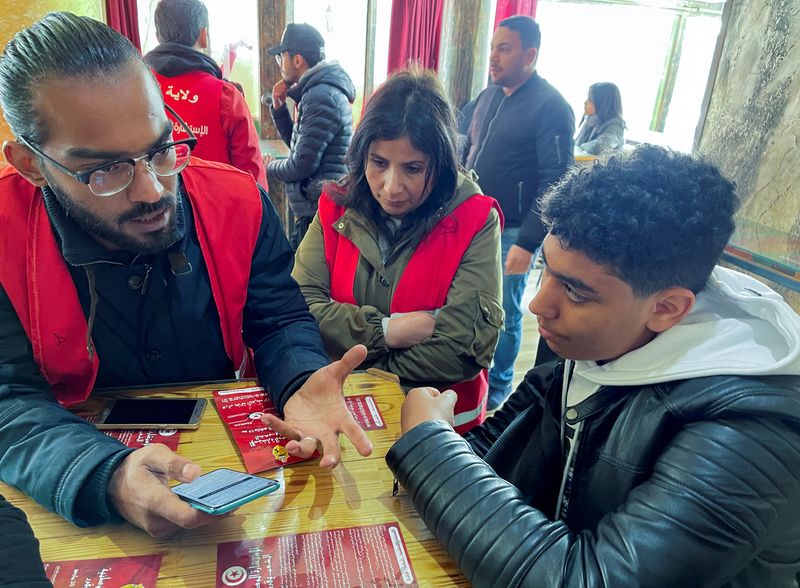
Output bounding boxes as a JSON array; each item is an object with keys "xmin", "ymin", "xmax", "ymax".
[{"xmin": 385, "ymin": 312, "xmax": 436, "ymax": 348}]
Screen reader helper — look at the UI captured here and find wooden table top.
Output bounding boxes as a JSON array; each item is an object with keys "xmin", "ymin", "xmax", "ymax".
[{"xmin": 0, "ymin": 371, "xmax": 468, "ymax": 587}]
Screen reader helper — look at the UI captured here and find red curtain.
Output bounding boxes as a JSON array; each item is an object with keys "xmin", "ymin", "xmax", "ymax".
[
  {"xmin": 387, "ymin": 0, "xmax": 445, "ymax": 74},
  {"xmin": 493, "ymin": 0, "xmax": 538, "ymax": 30},
  {"xmin": 106, "ymin": 0, "xmax": 142, "ymax": 51}
]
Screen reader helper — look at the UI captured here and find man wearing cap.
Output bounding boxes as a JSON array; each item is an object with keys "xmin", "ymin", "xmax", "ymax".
[
  {"xmin": 265, "ymin": 23, "xmax": 355, "ymax": 249},
  {"xmin": 144, "ymin": 0, "xmax": 266, "ymax": 185}
]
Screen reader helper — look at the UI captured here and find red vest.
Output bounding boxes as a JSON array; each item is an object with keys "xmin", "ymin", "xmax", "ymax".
[
  {"xmin": 154, "ymin": 71, "xmax": 231, "ymax": 165},
  {"xmin": 0, "ymin": 159, "xmax": 262, "ymax": 407},
  {"xmin": 318, "ymin": 191, "xmax": 502, "ymax": 433}
]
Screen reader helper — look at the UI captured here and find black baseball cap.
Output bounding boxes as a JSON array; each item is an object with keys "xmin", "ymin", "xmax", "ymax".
[{"xmin": 268, "ymin": 23, "xmax": 325, "ymax": 56}]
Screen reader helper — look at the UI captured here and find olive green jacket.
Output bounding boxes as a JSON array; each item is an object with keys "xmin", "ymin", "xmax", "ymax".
[{"xmin": 292, "ymin": 174, "xmax": 503, "ymax": 386}]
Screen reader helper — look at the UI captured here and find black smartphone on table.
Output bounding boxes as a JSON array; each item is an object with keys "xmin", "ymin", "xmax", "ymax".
[{"xmin": 93, "ymin": 397, "xmax": 207, "ymax": 429}]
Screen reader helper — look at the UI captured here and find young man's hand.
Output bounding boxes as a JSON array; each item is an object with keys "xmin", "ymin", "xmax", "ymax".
[
  {"xmin": 400, "ymin": 387, "xmax": 457, "ymax": 433},
  {"xmin": 108, "ymin": 445, "xmax": 221, "ymax": 539},
  {"xmin": 272, "ymin": 80, "xmax": 289, "ymax": 109},
  {"xmin": 261, "ymin": 345, "xmax": 373, "ymax": 468}
]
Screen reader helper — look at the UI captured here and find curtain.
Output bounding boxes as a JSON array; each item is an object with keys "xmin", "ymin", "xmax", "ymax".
[
  {"xmin": 387, "ymin": 0, "xmax": 445, "ymax": 74},
  {"xmin": 494, "ymin": 0, "xmax": 538, "ymax": 30},
  {"xmin": 106, "ymin": 0, "xmax": 142, "ymax": 51}
]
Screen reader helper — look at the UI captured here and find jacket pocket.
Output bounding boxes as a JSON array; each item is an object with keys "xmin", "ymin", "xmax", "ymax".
[
  {"xmin": 517, "ymin": 181, "xmax": 524, "ymax": 216},
  {"xmin": 462, "ymin": 291, "xmax": 504, "ymax": 368}
]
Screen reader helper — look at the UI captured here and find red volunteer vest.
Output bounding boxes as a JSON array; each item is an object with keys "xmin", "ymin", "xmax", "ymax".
[
  {"xmin": 155, "ymin": 71, "xmax": 231, "ymax": 165},
  {"xmin": 0, "ymin": 159, "xmax": 262, "ymax": 407},
  {"xmin": 318, "ymin": 191, "xmax": 503, "ymax": 433}
]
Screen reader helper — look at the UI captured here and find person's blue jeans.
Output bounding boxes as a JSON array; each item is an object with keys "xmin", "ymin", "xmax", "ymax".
[{"xmin": 488, "ymin": 227, "xmax": 531, "ymax": 409}]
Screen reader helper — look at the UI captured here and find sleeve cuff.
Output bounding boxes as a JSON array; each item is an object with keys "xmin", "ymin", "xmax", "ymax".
[{"xmin": 73, "ymin": 448, "xmax": 135, "ymax": 527}]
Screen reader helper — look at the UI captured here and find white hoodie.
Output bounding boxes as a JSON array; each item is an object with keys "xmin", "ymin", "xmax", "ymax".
[{"xmin": 556, "ymin": 266, "xmax": 800, "ymax": 517}]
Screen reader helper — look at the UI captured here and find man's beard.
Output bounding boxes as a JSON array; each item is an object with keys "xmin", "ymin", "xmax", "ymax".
[{"xmin": 47, "ymin": 176, "xmax": 181, "ymax": 254}]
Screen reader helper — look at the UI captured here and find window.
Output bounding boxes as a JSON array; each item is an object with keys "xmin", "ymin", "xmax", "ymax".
[{"xmin": 533, "ymin": 0, "xmax": 726, "ymax": 151}]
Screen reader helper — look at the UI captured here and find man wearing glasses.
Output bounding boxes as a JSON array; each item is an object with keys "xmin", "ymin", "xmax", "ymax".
[
  {"xmin": 0, "ymin": 12, "xmax": 371, "ymax": 539},
  {"xmin": 264, "ymin": 22, "xmax": 355, "ymax": 249}
]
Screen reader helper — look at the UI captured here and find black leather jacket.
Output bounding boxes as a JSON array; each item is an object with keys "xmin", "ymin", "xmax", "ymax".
[
  {"xmin": 269, "ymin": 62, "xmax": 355, "ymax": 218},
  {"xmin": 386, "ymin": 362, "xmax": 800, "ymax": 587}
]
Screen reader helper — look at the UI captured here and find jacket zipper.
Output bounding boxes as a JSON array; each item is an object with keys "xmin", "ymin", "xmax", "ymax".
[
  {"xmin": 517, "ymin": 181, "xmax": 524, "ymax": 215},
  {"xmin": 554, "ymin": 134, "xmax": 562, "ymax": 165},
  {"xmin": 472, "ymin": 96, "xmax": 507, "ymax": 167},
  {"xmin": 141, "ymin": 264, "xmax": 153, "ymax": 296}
]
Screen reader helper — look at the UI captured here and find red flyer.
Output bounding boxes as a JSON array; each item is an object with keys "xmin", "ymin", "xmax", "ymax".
[
  {"xmin": 103, "ymin": 428, "xmax": 182, "ymax": 450},
  {"xmin": 215, "ymin": 523, "xmax": 417, "ymax": 587},
  {"xmin": 43, "ymin": 554, "xmax": 162, "ymax": 587},
  {"xmin": 345, "ymin": 394, "xmax": 386, "ymax": 431},
  {"xmin": 213, "ymin": 387, "xmax": 318, "ymax": 474},
  {"xmin": 214, "ymin": 388, "xmax": 387, "ymax": 474}
]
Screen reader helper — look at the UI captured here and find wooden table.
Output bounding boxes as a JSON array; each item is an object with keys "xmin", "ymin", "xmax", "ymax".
[{"xmin": 0, "ymin": 371, "xmax": 468, "ymax": 587}]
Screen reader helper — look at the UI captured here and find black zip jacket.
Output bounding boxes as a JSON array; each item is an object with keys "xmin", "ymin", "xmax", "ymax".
[
  {"xmin": 269, "ymin": 62, "xmax": 356, "ymax": 218},
  {"xmin": 386, "ymin": 362, "xmax": 800, "ymax": 587},
  {"xmin": 0, "ymin": 178, "xmax": 329, "ymax": 526},
  {"xmin": 464, "ymin": 73, "xmax": 574, "ymax": 251}
]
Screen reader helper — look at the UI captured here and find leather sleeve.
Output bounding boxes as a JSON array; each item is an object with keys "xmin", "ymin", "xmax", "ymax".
[
  {"xmin": 386, "ymin": 396, "xmax": 800, "ymax": 586},
  {"xmin": 0, "ymin": 495, "xmax": 51, "ymax": 587}
]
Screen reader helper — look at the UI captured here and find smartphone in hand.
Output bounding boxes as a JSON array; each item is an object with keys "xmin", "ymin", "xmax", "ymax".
[{"xmin": 172, "ymin": 468, "xmax": 280, "ymax": 515}]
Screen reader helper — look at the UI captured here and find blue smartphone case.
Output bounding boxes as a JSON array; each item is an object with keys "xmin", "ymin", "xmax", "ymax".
[{"xmin": 172, "ymin": 468, "xmax": 280, "ymax": 515}]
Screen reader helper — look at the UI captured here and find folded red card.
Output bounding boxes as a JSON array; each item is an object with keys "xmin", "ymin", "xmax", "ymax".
[
  {"xmin": 43, "ymin": 554, "xmax": 162, "ymax": 587},
  {"xmin": 213, "ymin": 388, "xmax": 385, "ymax": 474},
  {"xmin": 215, "ymin": 523, "xmax": 417, "ymax": 587},
  {"xmin": 213, "ymin": 387, "xmax": 317, "ymax": 473}
]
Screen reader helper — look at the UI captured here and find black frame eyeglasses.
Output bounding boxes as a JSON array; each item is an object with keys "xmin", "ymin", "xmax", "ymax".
[{"xmin": 18, "ymin": 104, "xmax": 198, "ymax": 197}]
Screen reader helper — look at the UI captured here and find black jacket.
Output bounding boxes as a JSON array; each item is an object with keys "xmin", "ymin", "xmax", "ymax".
[
  {"xmin": 0, "ymin": 178, "xmax": 329, "ymax": 527},
  {"xmin": 269, "ymin": 62, "xmax": 356, "ymax": 218},
  {"xmin": 0, "ymin": 495, "xmax": 50, "ymax": 587},
  {"xmin": 386, "ymin": 362, "xmax": 800, "ymax": 587},
  {"xmin": 464, "ymin": 73, "xmax": 574, "ymax": 251}
]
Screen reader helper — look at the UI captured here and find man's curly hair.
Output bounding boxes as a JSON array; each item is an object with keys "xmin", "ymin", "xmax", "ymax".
[{"xmin": 540, "ymin": 145, "xmax": 739, "ymax": 296}]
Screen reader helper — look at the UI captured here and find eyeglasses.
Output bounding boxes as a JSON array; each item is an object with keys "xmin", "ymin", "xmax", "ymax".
[
  {"xmin": 274, "ymin": 52, "xmax": 285, "ymax": 65},
  {"xmin": 19, "ymin": 105, "xmax": 197, "ymax": 197}
]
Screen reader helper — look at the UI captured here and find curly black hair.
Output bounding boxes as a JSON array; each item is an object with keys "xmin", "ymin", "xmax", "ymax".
[{"xmin": 540, "ymin": 145, "xmax": 739, "ymax": 296}]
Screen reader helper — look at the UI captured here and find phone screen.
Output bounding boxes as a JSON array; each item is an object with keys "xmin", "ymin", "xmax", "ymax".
[
  {"xmin": 102, "ymin": 398, "xmax": 201, "ymax": 425},
  {"xmin": 173, "ymin": 469, "xmax": 280, "ymax": 511}
]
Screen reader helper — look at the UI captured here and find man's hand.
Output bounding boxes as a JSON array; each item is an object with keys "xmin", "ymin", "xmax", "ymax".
[
  {"xmin": 272, "ymin": 80, "xmax": 289, "ymax": 109},
  {"xmin": 385, "ymin": 312, "xmax": 436, "ymax": 348},
  {"xmin": 107, "ymin": 445, "xmax": 221, "ymax": 539},
  {"xmin": 263, "ymin": 154, "xmax": 274, "ymax": 169},
  {"xmin": 505, "ymin": 244, "xmax": 534, "ymax": 275},
  {"xmin": 261, "ymin": 344, "xmax": 373, "ymax": 469},
  {"xmin": 401, "ymin": 387, "xmax": 457, "ymax": 434}
]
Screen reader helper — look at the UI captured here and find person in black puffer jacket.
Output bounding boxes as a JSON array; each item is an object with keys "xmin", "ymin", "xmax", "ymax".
[{"xmin": 265, "ymin": 23, "xmax": 355, "ymax": 249}]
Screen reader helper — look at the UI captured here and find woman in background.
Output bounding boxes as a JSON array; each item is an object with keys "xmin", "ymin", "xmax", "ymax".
[
  {"xmin": 292, "ymin": 67, "xmax": 503, "ymax": 433},
  {"xmin": 576, "ymin": 82, "xmax": 625, "ymax": 154}
]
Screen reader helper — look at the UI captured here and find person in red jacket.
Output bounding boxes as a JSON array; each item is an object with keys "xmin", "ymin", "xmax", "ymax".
[{"xmin": 144, "ymin": 0, "xmax": 267, "ymax": 186}]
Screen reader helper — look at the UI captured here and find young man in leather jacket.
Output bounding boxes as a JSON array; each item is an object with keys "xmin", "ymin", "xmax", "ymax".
[{"xmin": 387, "ymin": 145, "xmax": 800, "ymax": 587}]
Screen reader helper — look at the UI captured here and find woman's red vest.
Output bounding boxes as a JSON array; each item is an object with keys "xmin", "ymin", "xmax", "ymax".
[
  {"xmin": 154, "ymin": 71, "xmax": 231, "ymax": 165},
  {"xmin": 318, "ymin": 191, "xmax": 502, "ymax": 433},
  {"xmin": 0, "ymin": 159, "xmax": 262, "ymax": 407}
]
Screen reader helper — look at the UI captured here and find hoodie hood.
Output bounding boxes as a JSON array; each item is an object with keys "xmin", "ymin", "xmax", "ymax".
[
  {"xmin": 144, "ymin": 43, "xmax": 223, "ymax": 79},
  {"xmin": 290, "ymin": 61, "xmax": 356, "ymax": 103},
  {"xmin": 566, "ymin": 266, "xmax": 800, "ymax": 404}
]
